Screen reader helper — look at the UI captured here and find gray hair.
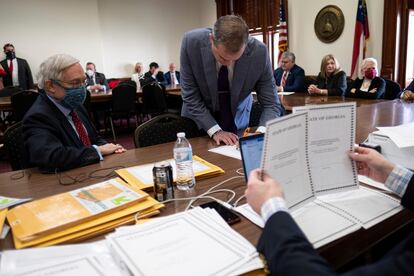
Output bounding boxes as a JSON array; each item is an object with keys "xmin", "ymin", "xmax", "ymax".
[
  {"xmin": 135, "ymin": 62, "xmax": 143, "ymax": 67},
  {"xmin": 361, "ymin": 57, "xmax": 378, "ymax": 75},
  {"xmin": 37, "ymin": 54, "xmax": 79, "ymax": 89},
  {"xmin": 213, "ymin": 15, "xmax": 249, "ymax": 53},
  {"xmin": 281, "ymin": 51, "xmax": 295, "ymax": 63}
]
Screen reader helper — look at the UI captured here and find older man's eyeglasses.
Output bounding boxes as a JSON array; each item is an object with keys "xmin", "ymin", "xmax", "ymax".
[{"xmin": 53, "ymin": 79, "xmax": 88, "ymax": 89}]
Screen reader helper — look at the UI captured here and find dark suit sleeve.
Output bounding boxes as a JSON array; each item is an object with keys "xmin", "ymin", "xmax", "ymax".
[
  {"xmin": 284, "ymin": 67, "xmax": 305, "ymax": 92},
  {"xmin": 258, "ymin": 212, "xmax": 334, "ymax": 276},
  {"xmin": 404, "ymin": 81, "xmax": 414, "ymax": 92},
  {"xmin": 353, "ymin": 77, "xmax": 386, "ymax": 99},
  {"xmin": 23, "ymin": 112, "xmax": 101, "ymax": 172},
  {"xmin": 22, "ymin": 60, "xmax": 34, "ymax": 89},
  {"xmin": 164, "ymin": 72, "xmax": 171, "ymax": 85},
  {"xmin": 327, "ymin": 71, "xmax": 347, "ymax": 96}
]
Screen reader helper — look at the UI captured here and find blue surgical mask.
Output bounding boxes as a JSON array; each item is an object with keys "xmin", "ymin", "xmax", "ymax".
[{"xmin": 52, "ymin": 80, "xmax": 86, "ymax": 110}]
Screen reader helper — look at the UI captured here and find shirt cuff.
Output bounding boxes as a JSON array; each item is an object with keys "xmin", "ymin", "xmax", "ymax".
[
  {"xmin": 384, "ymin": 165, "xmax": 413, "ymax": 197},
  {"xmin": 207, "ymin": 124, "xmax": 222, "ymax": 138},
  {"xmin": 261, "ymin": 196, "xmax": 289, "ymax": 223},
  {"xmin": 256, "ymin": 126, "xmax": 266, "ymax": 133},
  {"xmin": 92, "ymin": 145, "xmax": 104, "ymax": 161}
]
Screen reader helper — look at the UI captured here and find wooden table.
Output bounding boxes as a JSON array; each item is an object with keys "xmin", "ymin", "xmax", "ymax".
[
  {"xmin": 0, "ymin": 85, "xmax": 182, "ymax": 111},
  {"xmin": 1, "ymin": 100, "xmax": 414, "ymax": 270},
  {"xmin": 279, "ymin": 93, "xmax": 384, "ymax": 111}
]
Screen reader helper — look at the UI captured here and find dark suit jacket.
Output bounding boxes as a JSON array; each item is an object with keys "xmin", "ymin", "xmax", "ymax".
[
  {"xmin": 274, "ymin": 64, "xmax": 305, "ymax": 92},
  {"xmin": 258, "ymin": 175, "xmax": 414, "ymax": 275},
  {"xmin": 164, "ymin": 71, "xmax": 180, "ymax": 85},
  {"xmin": 0, "ymin": 58, "xmax": 34, "ymax": 90},
  {"xmin": 142, "ymin": 71, "xmax": 166, "ymax": 86},
  {"xmin": 315, "ymin": 71, "xmax": 347, "ymax": 96},
  {"xmin": 345, "ymin": 77, "xmax": 386, "ymax": 99},
  {"xmin": 399, "ymin": 80, "xmax": 414, "ymax": 98},
  {"xmin": 23, "ymin": 92, "xmax": 107, "ymax": 172},
  {"xmin": 86, "ymin": 72, "xmax": 109, "ymax": 91}
]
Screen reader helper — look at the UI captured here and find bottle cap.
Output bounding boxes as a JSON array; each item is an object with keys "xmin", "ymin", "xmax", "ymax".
[{"xmin": 177, "ymin": 132, "xmax": 186, "ymax": 138}]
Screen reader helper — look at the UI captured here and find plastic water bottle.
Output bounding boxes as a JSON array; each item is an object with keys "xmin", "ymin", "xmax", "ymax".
[{"xmin": 173, "ymin": 132, "xmax": 195, "ymax": 190}]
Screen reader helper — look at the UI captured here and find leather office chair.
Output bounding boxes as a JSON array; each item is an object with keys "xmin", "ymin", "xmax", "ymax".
[
  {"xmin": 3, "ymin": 121, "xmax": 27, "ymax": 171},
  {"xmin": 11, "ymin": 90, "xmax": 39, "ymax": 122},
  {"xmin": 383, "ymin": 79, "xmax": 402, "ymax": 100},
  {"xmin": 141, "ymin": 83, "xmax": 167, "ymax": 119},
  {"xmin": 107, "ymin": 83, "xmax": 138, "ymax": 142},
  {"xmin": 134, "ymin": 113, "xmax": 200, "ymax": 148}
]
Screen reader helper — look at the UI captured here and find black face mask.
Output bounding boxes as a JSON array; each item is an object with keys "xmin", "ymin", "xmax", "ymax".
[{"xmin": 6, "ymin": 51, "xmax": 16, "ymax": 60}]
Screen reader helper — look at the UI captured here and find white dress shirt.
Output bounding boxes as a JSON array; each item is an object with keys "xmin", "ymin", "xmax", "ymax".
[{"xmin": 8, "ymin": 59, "xmax": 19, "ymax": 87}]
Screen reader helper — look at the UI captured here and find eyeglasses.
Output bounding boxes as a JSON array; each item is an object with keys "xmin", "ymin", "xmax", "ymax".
[{"xmin": 52, "ymin": 79, "xmax": 88, "ymax": 89}]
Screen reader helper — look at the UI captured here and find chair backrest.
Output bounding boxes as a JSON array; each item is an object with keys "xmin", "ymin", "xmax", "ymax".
[
  {"xmin": 3, "ymin": 121, "xmax": 27, "ymax": 171},
  {"xmin": 119, "ymin": 80, "xmax": 137, "ymax": 89},
  {"xmin": 111, "ymin": 83, "xmax": 137, "ymax": 114},
  {"xmin": 11, "ymin": 90, "xmax": 39, "ymax": 121},
  {"xmin": 142, "ymin": 83, "xmax": 167, "ymax": 114},
  {"xmin": 304, "ymin": 75, "xmax": 317, "ymax": 90},
  {"xmin": 134, "ymin": 113, "xmax": 200, "ymax": 148},
  {"xmin": 383, "ymin": 79, "xmax": 402, "ymax": 100},
  {"xmin": 0, "ymin": 86, "xmax": 22, "ymax": 97}
]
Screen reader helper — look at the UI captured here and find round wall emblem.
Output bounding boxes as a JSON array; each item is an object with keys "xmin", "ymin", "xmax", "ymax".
[{"xmin": 314, "ymin": 5, "xmax": 345, "ymax": 43}]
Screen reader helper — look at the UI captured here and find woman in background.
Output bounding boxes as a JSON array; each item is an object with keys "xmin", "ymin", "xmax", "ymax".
[
  {"xmin": 346, "ymin": 57, "xmax": 385, "ymax": 99},
  {"xmin": 308, "ymin": 54, "xmax": 346, "ymax": 96},
  {"xmin": 131, "ymin": 62, "xmax": 145, "ymax": 91}
]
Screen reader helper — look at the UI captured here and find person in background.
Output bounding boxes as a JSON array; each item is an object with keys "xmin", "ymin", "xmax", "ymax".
[
  {"xmin": 142, "ymin": 62, "xmax": 166, "ymax": 86},
  {"xmin": 308, "ymin": 54, "xmax": 347, "ymax": 96},
  {"xmin": 0, "ymin": 63, "xmax": 5, "ymax": 89},
  {"xmin": 0, "ymin": 43, "xmax": 34, "ymax": 90},
  {"xmin": 164, "ymin": 63, "xmax": 180, "ymax": 86},
  {"xmin": 23, "ymin": 54, "xmax": 125, "ymax": 172},
  {"xmin": 246, "ymin": 146, "xmax": 414, "ymax": 275},
  {"xmin": 85, "ymin": 62, "xmax": 109, "ymax": 92},
  {"xmin": 180, "ymin": 15, "xmax": 284, "ymax": 146},
  {"xmin": 399, "ymin": 80, "xmax": 414, "ymax": 101},
  {"xmin": 273, "ymin": 51, "xmax": 305, "ymax": 92},
  {"xmin": 346, "ymin": 57, "xmax": 385, "ymax": 99},
  {"xmin": 131, "ymin": 62, "xmax": 145, "ymax": 91}
]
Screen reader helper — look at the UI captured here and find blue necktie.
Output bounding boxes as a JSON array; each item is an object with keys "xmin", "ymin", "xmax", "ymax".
[{"xmin": 217, "ymin": 65, "xmax": 236, "ymax": 133}]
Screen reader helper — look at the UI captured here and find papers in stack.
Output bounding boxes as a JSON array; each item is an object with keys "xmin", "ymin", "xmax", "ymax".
[
  {"xmin": 377, "ymin": 122, "xmax": 414, "ymax": 148},
  {"xmin": 116, "ymin": 155, "xmax": 224, "ymax": 190},
  {"xmin": 0, "ymin": 241, "xmax": 127, "ymax": 276},
  {"xmin": 235, "ymin": 103, "xmax": 402, "ymax": 248},
  {"xmin": 7, "ymin": 178, "xmax": 164, "ymax": 249},
  {"xmin": 0, "ymin": 195, "xmax": 31, "ymax": 209},
  {"xmin": 106, "ymin": 207, "xmax": 263, "ymax": 276},
  {"xmin": 208, "ymin": 145, "xmax": 241, "ymax": 160}
]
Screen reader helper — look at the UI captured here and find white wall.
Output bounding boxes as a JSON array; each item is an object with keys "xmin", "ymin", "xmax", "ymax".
[
  {"xmin": 0, "ymin": 0, "xmax": 216, "ymax": 80},
  {"xmin": 289, "ymin": 0, "xmax": 384, "ymax": 75}
]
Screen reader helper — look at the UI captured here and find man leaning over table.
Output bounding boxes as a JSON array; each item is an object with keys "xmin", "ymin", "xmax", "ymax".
[
  {"xmin": 180, "ymin": 15, "xmax": 284, "ymax": 146},
  {"xmin": 23, "ymin": 54, "xmax": 126, "ymax": 173},
  {"xmin": 246, "ymin": 146, "xmax": 414, "ymax": 275}
]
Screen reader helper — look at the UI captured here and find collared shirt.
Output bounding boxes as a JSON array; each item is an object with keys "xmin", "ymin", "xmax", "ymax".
[
  {"xmin": 360, "ymin": 78, "xmax": 372, "ymax": 92},
  {"xmin": 47, "ymin": 95, "xmax": 103, "ymax": 160},
  {"xmin": 260, "ymin": 165, "xmax": 414, "ymax": 223},
  {"xmin": 7, "ymin": 58, "xmax": 19, "ymax": 86},
  {"xmin": 170, "ymin": 71, "xmax": 179, "ymax": 85}
]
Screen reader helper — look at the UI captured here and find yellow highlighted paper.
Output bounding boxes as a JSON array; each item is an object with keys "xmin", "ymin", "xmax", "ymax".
[{"xmin": 116, "ymin": 155, "xmax": 225, "ymax": 190}]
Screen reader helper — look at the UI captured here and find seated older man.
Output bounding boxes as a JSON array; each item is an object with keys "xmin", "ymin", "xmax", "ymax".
[{"xmin": 23, "ymin": 54, "xmax": 125, "ymax": 172}]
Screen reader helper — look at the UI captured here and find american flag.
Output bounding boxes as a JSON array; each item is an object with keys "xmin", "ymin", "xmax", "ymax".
[
  {"xmin": 278, "ymin": 0, "xmax": 288, "ymax": 64},
  {"xmin": 350, "ymin": 0, "xmax": 370, "ymax": 79}
]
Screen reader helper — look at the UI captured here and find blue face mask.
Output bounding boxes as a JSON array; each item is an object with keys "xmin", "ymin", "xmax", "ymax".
[{"xmin": 52, "ymin": 80, "xmax": 86, "ymax": 110}]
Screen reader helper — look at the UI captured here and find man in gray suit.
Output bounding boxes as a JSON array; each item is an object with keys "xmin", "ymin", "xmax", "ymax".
[{"xmin": 180, "ymin": 15, "xmax": 284, "ymax": 145}]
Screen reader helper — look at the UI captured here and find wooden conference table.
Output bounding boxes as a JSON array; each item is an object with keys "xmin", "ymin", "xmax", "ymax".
[
  {"xmin": 1, "ymin": 97, "xmax": 414, "ymax": 271},
  {"xmin": 0, "ymin": 85, "xmax": 182, "ymax": 111}
]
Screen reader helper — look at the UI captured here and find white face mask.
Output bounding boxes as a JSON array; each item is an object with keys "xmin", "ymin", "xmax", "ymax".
[{"xmin": 86, "ymin": 69, "xmax": 94, "ymax": 77}]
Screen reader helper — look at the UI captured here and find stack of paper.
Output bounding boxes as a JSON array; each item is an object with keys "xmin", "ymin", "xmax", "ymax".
[
  {"xmin": 208, "ymin": 145, "xmax": 241, "ymax": 160},
  {"xmin": 106, "ymin": 207, "xmax": 263, "ymax": 276},
  {"xmin": 0, "ymin": 241, "xmax": 127, "ymax": 276},
  {"xmin": 116, "ymin": 155, "xmax": 224, "ymax": 190},
  {"xmin": 235, "ymin": 103, "xmax": 403, "ymax": 248},
  {"xmin": 6, "ymin": 178, "xmax": 164, "ymax": 249},
  {"xmin": 377, "ymin": 122, "xmax": 414, "ymax": 148}
]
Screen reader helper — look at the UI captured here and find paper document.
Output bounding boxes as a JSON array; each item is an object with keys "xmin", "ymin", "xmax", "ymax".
[
  {"xmin": 106, "ymin": 207, "xmax": 261, "ymax": 276},
  {"xmin": 278, "ymin": 91, "xmax": 295, "ymax": 96},
  {"xmin": 377, "ymin": 122, "xmax": 414, "ymax": 148},
  {"xmin": 358, "ymin": 175, "xmax": 392, "ymax": 192},
  {"xmin": 0, "ymin": 195, "xmax": 31, "ymax": 209},
  {"xmin": 208, "ymin": 145, "xmax": 241, "ymax": 160}
]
